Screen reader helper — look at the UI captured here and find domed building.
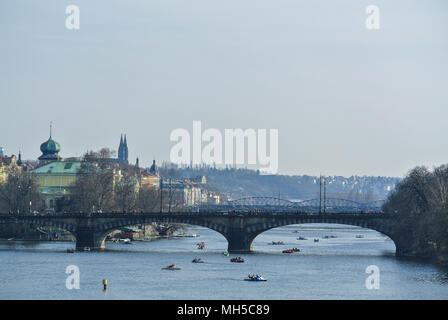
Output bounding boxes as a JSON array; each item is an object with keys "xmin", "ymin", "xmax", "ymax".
[{"xmin": 38, "ymin": 128, "xmax": 61, "ymax": 165}]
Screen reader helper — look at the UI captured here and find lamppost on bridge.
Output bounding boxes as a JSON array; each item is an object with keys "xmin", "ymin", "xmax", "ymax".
[
  {"xmin": 319, "ymin": 175, "xmax": 327, "ymax": 214},
  {"xmin": 323, "ymin": 177, "xmax": 327, "ymax": 214},
  {"xmin": 159, "ymin": 178, "xmax": 163, "ymax": 213},
  {"xmin": 319, "ymin": 175, "xmax": 322, "ymax": 213}
]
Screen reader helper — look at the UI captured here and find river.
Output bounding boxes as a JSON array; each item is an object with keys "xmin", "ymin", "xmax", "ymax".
[{"xmin": 1, "ymin": 224, "xmax": 447, "ymax": 299}]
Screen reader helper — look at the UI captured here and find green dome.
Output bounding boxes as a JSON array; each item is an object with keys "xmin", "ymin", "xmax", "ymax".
[{"xmin": 39, "ymin": 136, "xmax": 61, "ymax": 161}]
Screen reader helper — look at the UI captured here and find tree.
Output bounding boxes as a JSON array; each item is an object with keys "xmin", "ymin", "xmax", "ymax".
[
  {"xmin": 383, "ymin": 165, "xmax": 448, "ymax": 260},
  {"xmin": 136, "ymin": 186, "xmax": 160, "ymax": 212},
  {"xmin": 0, "ymin": 165, "xmax": 42, "ymax": 214},
  {"xmin": 114, "ymin": 175, "xmax": 137, "ymax": 213},
  {"xmin": 65, "ymin": 150, "xmax": 117, "ymax": 213}
]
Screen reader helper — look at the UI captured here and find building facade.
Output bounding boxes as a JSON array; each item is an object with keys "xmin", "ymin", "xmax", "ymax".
[{"xmin": 29, "ymin": 161, "xmax": 82, "ymax": 210}]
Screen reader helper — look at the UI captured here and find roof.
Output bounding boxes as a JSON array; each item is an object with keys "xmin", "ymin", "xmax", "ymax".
[
  {"xmin": 29, "ymin": 161, "xmax": 82, "ymax": 175},
  {"xmin": 40, "ymin": 136, "xmax": 61, "ymax": 156}
]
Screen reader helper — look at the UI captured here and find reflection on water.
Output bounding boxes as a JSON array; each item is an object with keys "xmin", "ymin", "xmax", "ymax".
[{"xmin": 0, "ymin": 224, "xmax": 447, "ymax": 300}]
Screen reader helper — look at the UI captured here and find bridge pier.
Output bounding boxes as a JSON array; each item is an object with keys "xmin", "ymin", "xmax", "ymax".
[
  {"xmin": 75, "ymin": 228, "xmax": 106, "ymax": 251},
  {"xmin": 225, "ymin": 230, "xmax": 257, "ymax": 254}
]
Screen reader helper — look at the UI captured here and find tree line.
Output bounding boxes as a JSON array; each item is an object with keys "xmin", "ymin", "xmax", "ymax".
[{"xmin": 383, "ymin": 165, "xmax": 448, "ymax": 262}]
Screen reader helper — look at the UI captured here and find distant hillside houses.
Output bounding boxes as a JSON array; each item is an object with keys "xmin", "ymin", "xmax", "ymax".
[{"xmin": 158, "ymin": 165, "xmax": 401, "ymax": 203}]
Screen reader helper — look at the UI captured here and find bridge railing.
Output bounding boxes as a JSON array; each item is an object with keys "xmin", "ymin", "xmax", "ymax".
[{"xmin": 0, "ymin": 210, "xmax": 389, "ymax": 219}]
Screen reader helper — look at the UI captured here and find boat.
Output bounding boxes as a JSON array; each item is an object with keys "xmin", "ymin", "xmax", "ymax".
[
  {"xmin": 192, "ymin": 258, "xmax": 204, "ymax": 263},
  {"xmin": 230, "ymin": 257, "xmax": 245, "ymax": 263},
  {"xmin": 245, "ymin": 274, "xmax": 267, "ymax": 282},
  {"xmin": 83, "ymin": 247, "xmax": 91, "ymax": 251},
  {"xmin": 162, "ymin": 264, "xmax": 182, "ymax": 270},
  {"xmin": 187, "ymin": 233, "xmax": 199, "ymax": 237},
  {"xmin": 197, "ymin": 242, "xmax": 206, "ymax": 249},
  {"xmin": 269, "ymin": 241, "xmax": 285, "ymax": 245},
  {"xmin": 222, "ymin": 251, "xmax": 229, "ymax": 256},
  {"xmin": 356, "ymin": 235, "xmax": 364, "ymax": 238},
  {"xmin": 282, "ymin": 249, "xmax": 294, "ymax": 254},
  {"xmin": 292, "ymin": 230, "xmax": 300, "ymax": 233},
  {"xmin": 292, "ymin": 248, "xmax": 300, "ymax": 252},
  {"xmin": 179, "ymin": 232, "xmax": 199, "ymax": 238},
  {"xmin": 297, "ymin": 237, "xmax": 307, "ymax": 240},
  {"xmin": 314, "ymin": 239, "xmax": 319, "ymax": 243}
]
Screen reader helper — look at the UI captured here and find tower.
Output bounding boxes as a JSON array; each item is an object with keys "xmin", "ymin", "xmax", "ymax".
[
  {"xmin": 117, "ymin": 134, "xmax": 129, "ymax": 164},
  {"xmin": 149, "ymin": 159, "xmax": 159, "ymax": 177},
  {"xmin": 38, "ymin": 124, "xmax": 61, "ymax": 165},
  {"xmin": 124, "ymin": 134, "xmax": 128, "ymax": 164}
]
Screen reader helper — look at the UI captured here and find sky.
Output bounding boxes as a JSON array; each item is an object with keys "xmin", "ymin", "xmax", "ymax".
[{"xmin": 1, "ymin": 0, "xmax": 447, "ymax": 177}]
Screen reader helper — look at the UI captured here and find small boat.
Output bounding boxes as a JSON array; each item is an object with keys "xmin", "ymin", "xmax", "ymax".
[
  {"xmin": 314, "ymin": 239, "xmax": 319, "ymax": 243},
  {"xmin": 356, "ymin": 235, "xmax": 364, "ymax": 238},
  {"xmin": 162, "ymin": 264, "xmax": 182, "ymax": 270},
  {"xmin": 292, "ymin": 230, "xmax": 300, "ymax": 233},
  {"xmin": 197, "ymin": 242, "xmax": 206, "ymax": 249},
  {"xmin": 292, "ymin": 248, "xmax": 300, "ymax": 252},
  {"xmin": 222, "ymin": 251, "xmax": 229, "ymax": 256},
  {"xmin": 187, "ymin": 233, "xmax": 199, "ymax": 237},
  {"xmin": 297, "ymin": 237, "xmax": 307, "ymax": 240},
  {"xmin": 269, "ymin": 241, "xmax": 285, "ymax": 245},
  {"xmin": 83, "ymin": 247, "xmax": 91, "ymax": 251},
  {"xmin": 192, "ymin": 258, "xmax": 204, "ymax": 263},
  {"xmin": 282, "ymin": 249, "xmax": 294, "ymax": 254},
  {"xmin": 245, "ymin": 275, "xmax": 267, "ymax": 282},
  {"xmin": 230, "ymin": 257, "xmax": 245, "ymax": 263}
]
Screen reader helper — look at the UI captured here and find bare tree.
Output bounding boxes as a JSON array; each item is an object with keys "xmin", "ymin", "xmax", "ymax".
[
  {"xmin": 114, "ymin": 175, "xmax": 137, "ymax": 213},
  {"xmin": 0, "ymin": 166, "xmax": 42, "ymax": 214}
]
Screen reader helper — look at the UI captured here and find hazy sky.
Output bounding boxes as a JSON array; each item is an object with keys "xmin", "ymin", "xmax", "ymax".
[{"xmin": 1, "ymin": 0, "xmax": 447, "ymax": 177}]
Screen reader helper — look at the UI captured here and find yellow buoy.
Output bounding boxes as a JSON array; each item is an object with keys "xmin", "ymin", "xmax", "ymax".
[{"xmin": 102, "ymin": 279, "xmax": 108, "ymax": 290}]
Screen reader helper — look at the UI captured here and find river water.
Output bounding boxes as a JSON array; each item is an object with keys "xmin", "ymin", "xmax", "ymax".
[{"xmin": 1, "ymin": 224, "xmax": 447, "ymax": 300}]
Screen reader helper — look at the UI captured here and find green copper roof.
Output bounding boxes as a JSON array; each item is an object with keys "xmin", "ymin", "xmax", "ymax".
[
  {"xmin": 29, "ymin": 161, "xmax": 82, "ymax": 175},
  {"xmin": 40, "ymin": 136, "xmax": 61, "ymax": 156}
]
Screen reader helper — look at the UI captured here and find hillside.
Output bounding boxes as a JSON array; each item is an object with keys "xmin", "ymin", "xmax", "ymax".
[{"xmin": 158, "ymin": 166, "xmax": 400, "ymax": 202}]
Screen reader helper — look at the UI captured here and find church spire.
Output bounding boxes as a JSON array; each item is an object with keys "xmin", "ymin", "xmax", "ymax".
[{"xmin": 117, "ymin": 133, "xmax": 129, "ymax": 164}]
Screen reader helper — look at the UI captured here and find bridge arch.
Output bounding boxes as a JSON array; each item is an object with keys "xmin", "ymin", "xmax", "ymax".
[
  {"xmin": 234, "ymin": 215, "xmax": 397, "ymax": 254},
  {"xmin": 249, "ymin": 221, "xmax": 396, "ymax": 253},
  {"xmin": 0, "ymin": 216, "xmax": 78, "ymax": 241}
]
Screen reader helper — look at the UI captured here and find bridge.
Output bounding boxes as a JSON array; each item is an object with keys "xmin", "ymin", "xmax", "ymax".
[
  {"xmin": 196, "ymin": 197, "xmax": 385, "ymax": 213},
  {"xmin": 0, "ymin": 209, "xmax": 406, "ymax": 256}
]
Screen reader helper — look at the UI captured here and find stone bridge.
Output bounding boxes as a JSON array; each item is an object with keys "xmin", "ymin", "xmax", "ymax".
[{"xmin": 0, "ymin": 212, "xmax": 405, "ymax": 255}]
